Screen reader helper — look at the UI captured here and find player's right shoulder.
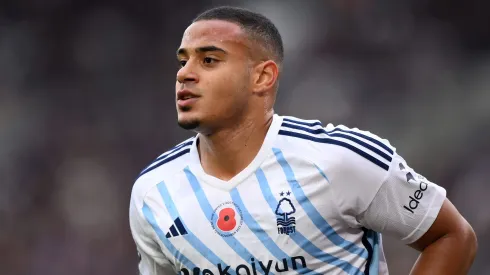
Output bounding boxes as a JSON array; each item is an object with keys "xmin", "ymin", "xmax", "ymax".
[{"xmin": 131, "ymin": 136, "xmax": 195, "ymax": 200}]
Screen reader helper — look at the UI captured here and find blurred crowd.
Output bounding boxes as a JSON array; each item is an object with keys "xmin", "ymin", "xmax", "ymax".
[{"xmin": 0, "ymin": 0, "xmax": 489, "ymax": 274}]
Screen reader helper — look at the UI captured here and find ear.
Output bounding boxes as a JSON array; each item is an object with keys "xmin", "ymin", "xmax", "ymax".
[{"xmin": 251, "ymin": 60, "xmax": 279, "ymax": 95}]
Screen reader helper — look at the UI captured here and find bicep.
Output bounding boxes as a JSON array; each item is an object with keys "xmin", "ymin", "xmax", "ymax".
[{"xmin": 408, "ymin": 198, "xmax": 474, "ymax": 251}]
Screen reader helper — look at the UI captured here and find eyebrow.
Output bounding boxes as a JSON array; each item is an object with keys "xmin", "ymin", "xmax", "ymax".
[{"xmin": 176, "ymin": 46, "xmax": 227, "ymax": 56}]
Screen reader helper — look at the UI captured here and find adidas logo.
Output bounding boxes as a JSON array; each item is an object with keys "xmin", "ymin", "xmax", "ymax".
[{"xmin": 165, "ymin": 218, "xmax": 188, "ymax": 238}]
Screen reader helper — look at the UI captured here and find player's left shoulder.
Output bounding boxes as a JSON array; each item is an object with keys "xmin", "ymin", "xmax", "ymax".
[
  {"xmin": 325, "ymin": 123, "xmax": 394, "ymax": 150},
  {"xmin": 278, "ymin": 115, "xmax": 398, "ymax": 177},
  {"xmin": 321, "ymin": 123, "xmax": 398, "ymax": 182},
  {"xmin": 276, "ymin": 115, "xmax": 327, "ymax": 154},
  {"xmin": 279, "ymin": 115, "xmax": 395, "ymax": 159}
]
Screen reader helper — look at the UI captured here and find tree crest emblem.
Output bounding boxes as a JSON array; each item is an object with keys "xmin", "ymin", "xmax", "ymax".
[{"xmin": 275, "ymin": 192, "xmax": 296, "ymax": 235}]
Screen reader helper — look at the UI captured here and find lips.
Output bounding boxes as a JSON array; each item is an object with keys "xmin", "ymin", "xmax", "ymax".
[
  {"xmin": 177, "ymin": 89, "xmax": 199, "ymax": 100},
  {"xmin": 177, "ymin": 89, "xmax": 200, "ymax": 108}
]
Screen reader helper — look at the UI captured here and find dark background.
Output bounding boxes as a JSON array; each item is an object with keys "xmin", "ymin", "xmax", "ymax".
[{"xmin": 1, "ymin": 0, "xmax": 489, "ymax": 274}]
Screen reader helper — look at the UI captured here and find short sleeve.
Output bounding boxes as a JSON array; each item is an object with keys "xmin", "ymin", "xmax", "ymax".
[
  {"xmin": 358, "ymin": 153, "xmax": 446, "ymax": 244},
  {"xmin": 130, "ymin": 189, "xmax": 174, "ymax": 275},
  {"xmin": 325, "ymin": 125, "xmax": 394, "ymax": 228},
  {"xmin": 325, "ymin": 125, "xmax": 446, "ymax": 244}
]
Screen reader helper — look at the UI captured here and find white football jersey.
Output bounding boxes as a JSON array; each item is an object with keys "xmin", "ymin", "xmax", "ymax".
[{"xmin": 129, "ymin": 114, "xmax": 446, "ymax": 275}]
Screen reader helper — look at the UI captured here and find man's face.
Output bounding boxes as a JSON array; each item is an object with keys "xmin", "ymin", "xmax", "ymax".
[{"xmin": 175, "ymin": 20, "xmax": 252, "ymax": 132}]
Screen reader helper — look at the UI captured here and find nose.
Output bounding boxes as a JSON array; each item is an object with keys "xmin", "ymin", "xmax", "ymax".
[{"xmin": 176, "ymin": 62, "xmax": 199, "ymax": 84}]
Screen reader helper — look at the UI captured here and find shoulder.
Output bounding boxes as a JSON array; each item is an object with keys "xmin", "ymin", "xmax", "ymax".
[
  {"xmin": 131, "ymin": 136, "xmax": 195, "ymax": 203},
  {"xmin": 276, "ymin": 115, "xmax": 396, "ymax": 173}
]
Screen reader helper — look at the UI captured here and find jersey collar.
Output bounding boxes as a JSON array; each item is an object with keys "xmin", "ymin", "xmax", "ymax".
[{"xmin": 188, "ymin": 114, "xmax": 283, "ymax": 191}]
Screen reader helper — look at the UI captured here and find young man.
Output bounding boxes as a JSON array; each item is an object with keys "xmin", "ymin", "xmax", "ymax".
[{"xmin": 129, "ymin": 6, "xmax": 477, "ymax": 275}]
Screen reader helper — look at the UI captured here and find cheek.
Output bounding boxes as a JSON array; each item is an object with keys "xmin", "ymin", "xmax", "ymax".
[
  {"xmin": 201, "ymin": 66, "xmax": 250, "ymax": 110},
  {"xmin": 206, "ymin": 73, "xmax": 241, "ymax": 98},
  {"xmin": 219, "ymin": 78, "xmax": 246, "ymax": 105}
]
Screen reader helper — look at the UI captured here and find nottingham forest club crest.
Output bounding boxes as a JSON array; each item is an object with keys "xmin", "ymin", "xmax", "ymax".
[{"xmin": 276, "ymin": 191, "xmax": 296, "ymax": 235}]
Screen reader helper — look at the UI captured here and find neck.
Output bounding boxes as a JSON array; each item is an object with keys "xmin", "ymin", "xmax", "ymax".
[{"xmin": 197, "ymin": 110, "xmax": 274, "ymax": 181}]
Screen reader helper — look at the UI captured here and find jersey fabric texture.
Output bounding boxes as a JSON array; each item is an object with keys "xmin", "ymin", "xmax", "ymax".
[{"xmin": 129, "ymin": 114, "xmax": 446, "ymax": 275}]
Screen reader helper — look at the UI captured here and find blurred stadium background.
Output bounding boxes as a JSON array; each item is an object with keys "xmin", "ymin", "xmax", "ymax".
[{"xmin": 0, "ymin": 0, "xmax": 489, "ymax": 274}]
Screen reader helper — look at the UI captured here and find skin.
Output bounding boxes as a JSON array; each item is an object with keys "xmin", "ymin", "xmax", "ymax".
[
  {"xmin": 175, "ymin": 19, "xmax": 278, "ymax": 180},
  {"xmin": 408, "ymin": 199, "xmax": 477, "ymax": 275},
  {"xmin": 174, "ymin": 19, "xmax": 477, "ymax": 274}
]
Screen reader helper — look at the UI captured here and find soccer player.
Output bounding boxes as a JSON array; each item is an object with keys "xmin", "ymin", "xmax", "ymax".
[{"xmin": 129, "ymin": 6, "xmax": 477, "ymax": 275}]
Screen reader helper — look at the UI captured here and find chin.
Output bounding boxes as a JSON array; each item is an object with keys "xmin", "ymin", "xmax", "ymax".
[{"xmin": 177, "ymin": 114, "xmax": 201, "ymax": 130}]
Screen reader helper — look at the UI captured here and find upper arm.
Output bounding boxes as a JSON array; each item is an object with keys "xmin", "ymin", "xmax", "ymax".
[{"xmin": 409, "ymin": 198, "xmax": 477, "ymax": 251}]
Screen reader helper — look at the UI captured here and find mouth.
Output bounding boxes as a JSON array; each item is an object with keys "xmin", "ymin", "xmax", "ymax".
[
  {"xmin": 179, "ymin": 95, "xmax": 195, "ymax": 100},
  {"xmin": 177, "ymin": 89, "xmax": 199, "ymax": 100},
  {"xmin": 177, "ymin": 90, "xmax": 200, "ymax": 108}
]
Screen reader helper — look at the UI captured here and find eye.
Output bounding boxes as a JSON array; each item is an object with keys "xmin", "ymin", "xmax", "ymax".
[
  {"xmin": 179, "ymin": 60, "xmax": 187, "ymax": 67},
  {"xmin": 203, "ymin": 57, "xmax": 216, "ymax": 64}
]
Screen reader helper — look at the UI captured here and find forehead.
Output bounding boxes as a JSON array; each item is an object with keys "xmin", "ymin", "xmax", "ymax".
[{"xmin": 179, "ymin": 20, "xmax": 249, "ymax": 53}]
